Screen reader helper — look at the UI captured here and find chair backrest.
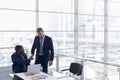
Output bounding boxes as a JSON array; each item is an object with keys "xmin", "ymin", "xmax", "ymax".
[
  {"xmin": 12, "ymin": 64, "xmax": 15, "ymax": 72},
  {"xmin": 69, "ymin": 63, "xmax": 83, "ymax": 76}
]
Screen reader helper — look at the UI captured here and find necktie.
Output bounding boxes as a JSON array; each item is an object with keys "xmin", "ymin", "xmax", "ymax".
[
  {"xmin": 21, "ymin": 54, "xmax": 27, "ymax": 72},
  {"xmin": 40, "ymin": 37, "xmax": 43, "ymax": 55}
]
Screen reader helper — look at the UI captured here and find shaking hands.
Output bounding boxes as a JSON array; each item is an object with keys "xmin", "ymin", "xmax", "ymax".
[{"xmin": 29, "ymin": 55, "xmax": 34, "ymax": 60}]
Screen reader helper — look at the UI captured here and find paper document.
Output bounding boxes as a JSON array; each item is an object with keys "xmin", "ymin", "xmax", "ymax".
[
  {"xmin": 31, "ymin": 72, "xmax": 56, "ymax": 80},
  {"xmin": 32, "ymin": 75, "xmax": 48, "ymax": 80}
]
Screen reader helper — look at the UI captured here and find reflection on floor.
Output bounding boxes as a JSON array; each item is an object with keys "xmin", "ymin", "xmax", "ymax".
[{"xmin": 0, "ymin": 66, "xmax": 12, "ymax": 80}]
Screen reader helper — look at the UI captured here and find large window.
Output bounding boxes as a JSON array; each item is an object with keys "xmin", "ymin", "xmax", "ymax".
[
  {"xmin": 0, "ymin": 0, "xmax": 35, "ymax": 10},
  {"xmin": 0, "ymin": 0, "xmax": 120, "ymax": 80},
  {"xmin": 0, "ymin": 10, "xmax": 35, "ymax": 30}
]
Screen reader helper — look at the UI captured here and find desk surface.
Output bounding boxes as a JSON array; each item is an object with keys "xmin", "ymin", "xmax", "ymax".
[
  {"xmin": 15, "ymin": 72, "xmax": 57, "ymax": 80},
  {"xmin": 14, "ymin": 71, "xmax": 74, "ymax": 80}
]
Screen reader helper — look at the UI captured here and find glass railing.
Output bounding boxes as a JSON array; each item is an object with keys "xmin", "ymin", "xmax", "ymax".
[
  {"xmin": 55, "ymin": 53, "xmax": 120, "ymax": 80},
  {"xmin": 0, "ymin": 47, "xmax": 120, "ymax": 80}
]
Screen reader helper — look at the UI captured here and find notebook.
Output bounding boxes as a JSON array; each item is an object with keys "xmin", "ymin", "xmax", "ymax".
[{"xmin": 26, "ymin": 64, "xmax": 41, "ymax": 76}]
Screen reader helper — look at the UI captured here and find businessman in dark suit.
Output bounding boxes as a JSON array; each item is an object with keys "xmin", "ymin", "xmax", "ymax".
[
  {"xmin": 11, "ymin": 45, "xmax": 33, "ymax": 80},
  {"xmin": 31, "ymin": 27, "xmax": 54, "ymax": 73}
]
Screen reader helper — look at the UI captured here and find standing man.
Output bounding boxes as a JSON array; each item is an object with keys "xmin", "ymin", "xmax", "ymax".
[{"xmin": 31, "ymin": 27, "xmax": 54, "ymax": 73}]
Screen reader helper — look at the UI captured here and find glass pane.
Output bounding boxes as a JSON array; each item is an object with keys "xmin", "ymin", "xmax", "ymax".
[
  {"xmin": 108, "ymin": 17, "xmax": 120, "ymax": 31},
  {"xmin": 0, "ymin": 10, "xmax": 35, "ymax": 30},
  {"xmin": 39, "ymin": 13, "xmax": 74, "ymax": 31},
  {"xmin": 78, "ymin": 0, "xmax": 104, "ymax": 15},
  {"xmin": 78, "ymin": 32, "xmax": 104, "ymax": 61},
  {"xmin": 108, "ymin": 1, "xmax": 120, "ymax": 16},
  {"xmin": 0, "ymin": 0, "xmax": 35, "ymax": 10},
  {"xmin": 108, "ymin": 65, "xmax": 119, "ymax": 80},
  {"xmin": 109, "ymin": 0, "xmax": 120, "ymax": 1},
  {"xmin": 108, "ymin": 0, "xmax": 120, "ymax": 63},
  {"xmin": 39, "ymin": 0, "xmax": 74, "ymax": 13},
  {"xmin": 84, "ymin": 62, "xmax": 104, "ymax": 80},
  {"xmin": 78, "ymin": 15, "xmax": 104, "ymax": 32},
  {"xmin": 108, "ymin": 32, "xmax": 120, "ymax": 63},
  {"xmin": 0, "ymin": 48, "xmax": 14, "ymax": 67},
  {"xmin": 0, "ymin": 32, "xmax": 35, "ymax": 48},
  {"xmin": 45, "ymin": 32, "xmax": 74, "ymax": 53}
]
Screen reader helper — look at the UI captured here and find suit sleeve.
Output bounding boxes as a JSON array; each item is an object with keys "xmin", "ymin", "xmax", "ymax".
[
  {"xmin": 49, "ymin": 38, "xmax": 54, "ymax": 61},
  {"xmin": 31, "ymin": 36, "xmax": 37, "ymax": 55},
  {"xmin": 11, "ymin": 54, "xmax": 30, "ymax": 65}
]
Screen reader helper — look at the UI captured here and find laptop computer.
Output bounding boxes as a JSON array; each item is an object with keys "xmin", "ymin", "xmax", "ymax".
[{"xmin": 26, "ymin": 64, "xmax": 41, "ymax": 76}]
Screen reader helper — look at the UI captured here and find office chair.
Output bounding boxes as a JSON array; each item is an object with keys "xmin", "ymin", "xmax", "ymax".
[{"xmin": 61, "ymin": 62, "xmax": 83, "ymax": 79}]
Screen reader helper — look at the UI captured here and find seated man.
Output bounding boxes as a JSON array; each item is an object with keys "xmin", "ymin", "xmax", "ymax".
[{"xmin": 11, "ymin": 45, "xmax": 33, "ymax": 80}]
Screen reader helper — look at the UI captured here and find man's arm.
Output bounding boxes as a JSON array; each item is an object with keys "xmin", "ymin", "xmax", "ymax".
[
  {"xmin": 31, "ymin": 36, "xmax": 37, "ymax": 56},
  {"xmin": 11, "ymin": 54, "xmax": 31, "ymax": 65},
  {"xmin": 49, "ymin": 38, "xmax": 54, "ymax": 61},
  {"xmin": 49, "ymin": 38, "xmax": 54, "ymax": 66}
]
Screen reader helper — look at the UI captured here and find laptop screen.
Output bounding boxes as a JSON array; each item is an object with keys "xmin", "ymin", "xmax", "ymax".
[{"xmin": 26, "ymin": 64, "xmax": 41, "ymax": 75}]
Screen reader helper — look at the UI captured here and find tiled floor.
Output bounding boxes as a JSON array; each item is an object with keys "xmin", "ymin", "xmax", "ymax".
[{"xmin": 0, "ymin": 66, "xmax": 12, "ymax": 80}]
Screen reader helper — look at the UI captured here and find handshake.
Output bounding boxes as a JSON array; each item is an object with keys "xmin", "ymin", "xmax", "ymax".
[{"xmin": 29, "ymin": 54, "xmax": 34, "ymax": 60}]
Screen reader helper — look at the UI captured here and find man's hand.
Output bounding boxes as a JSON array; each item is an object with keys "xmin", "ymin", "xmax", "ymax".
[
  {"xmin": 48, "ymin": 61, "xmax": 53, "ymax": 66},
  {"xmin": 31, "ymin": 54, "xmax": 34, "ymax": 57},
  {"xmin": 29, "ymin": 55, "xmax": 33, "ymax": 60}
]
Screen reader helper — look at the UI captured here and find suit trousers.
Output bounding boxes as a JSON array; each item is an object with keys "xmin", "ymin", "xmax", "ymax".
[{"xmin": 35, "ymin": 55, "xmax": 48, "ymax": 73}]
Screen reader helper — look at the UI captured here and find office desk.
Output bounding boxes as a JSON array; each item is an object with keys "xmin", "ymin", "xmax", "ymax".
[
  {"xmin": 14, "ymin": 72, "xmax": 57, "ymax": 80},
  {"xmin": 13, "ymin": 71, "xmax": 74, "ymax": 80},
  {"xmin": 49, "ymin": 71, "xmax": 74, "ymax": 80}
]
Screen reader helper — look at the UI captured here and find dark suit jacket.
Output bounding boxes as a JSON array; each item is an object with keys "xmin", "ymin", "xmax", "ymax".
[
  {"xmin": 31, "ymin": 35, "xmax": 54, "ymax": 61},
  {"xmin": 11, "ymin": 52, "xmax": 30, "ymax": 73}
]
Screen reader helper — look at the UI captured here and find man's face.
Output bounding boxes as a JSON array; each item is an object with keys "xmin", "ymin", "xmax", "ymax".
[
  {"xmin": 37, "ymin": 31, "xmax": 44, "ymax": 37},
  {"xmin": 18, "ymin": 47, "xmax": 24, "ymax": 54}
]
